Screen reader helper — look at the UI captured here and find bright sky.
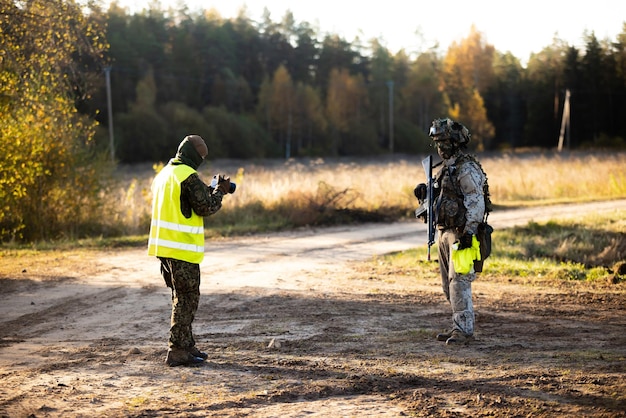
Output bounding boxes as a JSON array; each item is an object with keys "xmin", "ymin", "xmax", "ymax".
[{"xmin": 112, "ymin": 0, "xmax": 625, "ymax": 66}]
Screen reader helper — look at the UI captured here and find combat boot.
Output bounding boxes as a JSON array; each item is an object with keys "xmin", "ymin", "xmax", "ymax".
[
  {"xmin": 445, "ymin": 330, "xmax": 474, "ymax": 345},
  {"xmin": 187, "ymin": 346, "xmax": 208, "ymax": 360},
  {"xmin": 436, "ymin": 329, "xmax": 454, "ymax": 341},
  {"xmin": 165, "ymin": 348, "xmax": 204, "ymax": 367}
]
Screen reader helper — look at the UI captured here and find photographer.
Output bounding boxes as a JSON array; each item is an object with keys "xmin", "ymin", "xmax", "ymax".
[{"xmin": 148, "ymin": 135, "xmax": 234, "ymax": 366}]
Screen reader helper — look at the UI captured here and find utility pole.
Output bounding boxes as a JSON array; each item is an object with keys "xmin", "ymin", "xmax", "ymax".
[
  {"xmin": 557, "ymin": 89, "xmax": 570, "ymax": 152},
  {"xmin": 387, "ymin": 80, "xmax": 394, "ymax": 153},
  {"xmin": 104, "ymin": 66, "xmax": 115, "ymax": 162}
]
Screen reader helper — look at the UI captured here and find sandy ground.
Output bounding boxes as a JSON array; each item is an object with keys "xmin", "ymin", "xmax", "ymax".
[{"xmin": 1, "ymin": 200, "xmax": 625, "ymax": 417}]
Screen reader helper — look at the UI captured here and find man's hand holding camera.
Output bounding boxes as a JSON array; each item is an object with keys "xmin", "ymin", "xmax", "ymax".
[
  {"xmin": 215, "ymin": 174, "xmax": 231, "ymax": 194},
  {"xmin": 211, "ymin": 174, "xmax": 237, "ymax": 194}
]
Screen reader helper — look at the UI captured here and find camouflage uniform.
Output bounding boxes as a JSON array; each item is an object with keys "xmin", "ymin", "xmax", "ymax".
[
  {"xmin": 159, "ymin": 172, "xmax": 223, "ymax": 351},
  {"xmin": 150, "ymin": 135, "xmax": 229, "ymax": 366},
  {"xmin": 414, "ymin": 118, "xmax": 487, "ymax": 343},
  {"xmin": 435, "ymin": 153, "xmax": 486, "ymax": 337}
]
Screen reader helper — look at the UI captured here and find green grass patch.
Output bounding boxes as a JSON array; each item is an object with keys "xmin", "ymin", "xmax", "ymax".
[{"xmin": 376, "ymin": 209, "xmax": 626, "ymax": 283}]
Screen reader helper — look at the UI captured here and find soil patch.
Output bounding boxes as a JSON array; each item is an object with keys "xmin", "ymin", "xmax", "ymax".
[{"xmin": 1, "ymin": 201, "xmax": 625, "ymax": 417}]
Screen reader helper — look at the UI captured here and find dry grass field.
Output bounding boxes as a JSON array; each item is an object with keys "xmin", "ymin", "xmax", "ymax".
[{"xmin": 110, "ymin": 150, "xmax": 626, "ymax": 237}]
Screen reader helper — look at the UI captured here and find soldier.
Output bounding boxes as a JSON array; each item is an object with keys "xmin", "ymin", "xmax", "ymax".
[
  {"xmin": 148, "ymin": 135, "xmax": 232, "ymax": 366},
  {"xmin": 415, "ymin": 118, "xmax": 487, "ymax": 345}
]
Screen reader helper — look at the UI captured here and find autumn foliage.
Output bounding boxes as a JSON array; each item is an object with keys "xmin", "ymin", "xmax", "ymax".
[{"xmin": 0, "ymin": 0, "xmax": 109, "ymax": 241}]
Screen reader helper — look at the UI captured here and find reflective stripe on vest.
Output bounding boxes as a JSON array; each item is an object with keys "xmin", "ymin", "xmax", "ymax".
[{"xmin": 147, "ymin": 164, "xmax": 205, "ymax": 263}]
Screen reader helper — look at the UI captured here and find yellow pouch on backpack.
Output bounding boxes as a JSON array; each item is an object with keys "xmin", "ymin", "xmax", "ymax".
[{"xmin": 452, "ymin": 235, "xmax": 481, "ymax": 274}]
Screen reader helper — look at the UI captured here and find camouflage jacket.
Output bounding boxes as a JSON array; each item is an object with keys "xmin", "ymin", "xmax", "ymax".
[
  {"xmin": 434, "ymin": 152, "xmax": 486, "ymax": 235},
  {"xmin": 179, "ymin": 172, "xmax": 223, "ymax": 218}
]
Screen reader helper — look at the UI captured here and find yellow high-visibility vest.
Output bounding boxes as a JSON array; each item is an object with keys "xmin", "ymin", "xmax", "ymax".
[
  {"xmin": 148, "ymin": 163, "xmax": 205, "ymax": 263},
  {"xmin": 451, "ymin": 235, "xmax": 481, "ymax": 275}
]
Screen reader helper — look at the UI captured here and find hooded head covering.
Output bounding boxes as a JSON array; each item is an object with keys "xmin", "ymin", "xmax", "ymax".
[{"xmin": 174, "ymin": 135, "xmax": 208, "ymax": 169}]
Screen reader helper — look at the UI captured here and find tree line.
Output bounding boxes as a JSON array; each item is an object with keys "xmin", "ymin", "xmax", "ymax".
[
  {"xmin": 1, "ymin": 0, "xmax": 625, "ymax": 241},
  {"xmin": 91, "ymin": 3, "xmax": 626, "ymax": 162}
]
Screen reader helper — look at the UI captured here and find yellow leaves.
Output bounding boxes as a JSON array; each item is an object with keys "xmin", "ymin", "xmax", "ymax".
[
  {"xmin": 326, "ymin": 68, "xmax": 367, "ymax": 132},
  {"xmin": 3, "ymin": 0, "xmax": 106, "ymax": 93},
  {"xmin": 257, "ymin": 64, "xmax": 327, "ymax": 148},
  {"xmin": 153, "ymin": 162, "xmax": 165, "ymax": 174},
  {"xmin": 440, "ymin": 26, "xmax": 496, "ymax": 148},
  {"xmin": 0, "ymin": 0, "xmax": 108, "ymax": 242},
  {"xmin": 267, "ymin": 64, "xmax": 295, "ymax": 132}
]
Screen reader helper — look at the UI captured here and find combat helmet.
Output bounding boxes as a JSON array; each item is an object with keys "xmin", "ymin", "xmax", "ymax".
[{"xmin": 428, "ymin": 118, "xmax": 471, "ymax": 146}]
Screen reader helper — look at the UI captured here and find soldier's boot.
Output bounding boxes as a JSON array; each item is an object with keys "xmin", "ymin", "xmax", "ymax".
[
  {"xmin": 165, "ymin": 348, "xmax": 204, "ymax": 367},
  {"xmin": 436, "ymin": 329, "xmax": 454, "ymax": 341},
  {"xmin": 445, "ymin": 329, "xmax": 474, "ymax": 345},
  {"xmin": 187, "ymin": 346, "xmax": 208, "ymax": 360}
]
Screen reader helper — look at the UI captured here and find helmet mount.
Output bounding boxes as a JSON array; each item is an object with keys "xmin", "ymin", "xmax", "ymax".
[{"xmin": 428, "ymin": 118, "xmax": 471, "ymax": 146}]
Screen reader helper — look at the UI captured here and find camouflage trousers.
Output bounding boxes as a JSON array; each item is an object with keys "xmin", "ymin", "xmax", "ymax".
[
  {"xmin": 158, "ymin": 257, "xmax": 200, "ymax": 350},
  {"xmin": 437, "ymin": 229, "xmax": 476, "ymax": 336}
]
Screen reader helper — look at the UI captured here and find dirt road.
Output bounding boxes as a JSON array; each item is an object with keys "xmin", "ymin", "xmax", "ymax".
[{"xmin": 1, "ymin": 200, "xmax": 625, "ymax": 417}]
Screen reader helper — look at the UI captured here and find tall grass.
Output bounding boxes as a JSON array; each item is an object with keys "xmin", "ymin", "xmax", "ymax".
[
  {"xmin": 482, "ymin": 151, "xmax": 626, "ymax": 204},
  {"xmin": 105, "ymin": 150, "xmax": 626, "ymax": 237}
]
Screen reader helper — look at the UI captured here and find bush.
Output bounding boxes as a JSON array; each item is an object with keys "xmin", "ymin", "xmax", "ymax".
[
  {"xmin": 115, "ymin": 107, "xmax": 169, "ymax": 163},
  {"xmin": 159, "ymin": 102, "xmax": 220, "ymax": 157},
  {"xmin": 0, "ymin": 98, "xmax": 113, "ymax": 241},
  {"xmin": 203, "ymin": 106, "xmax": 279, "ymax": 158}
]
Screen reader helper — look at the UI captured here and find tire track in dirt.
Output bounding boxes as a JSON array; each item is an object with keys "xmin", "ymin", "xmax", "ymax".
[{"xmin": 0, "ymin": 287, "xmax": 129, "ymax": 344}]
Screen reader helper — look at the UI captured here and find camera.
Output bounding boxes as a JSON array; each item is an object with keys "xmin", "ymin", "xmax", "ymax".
[{"xmin": 210, "ymin": 176, "xmax": 237, "ymax": 194}]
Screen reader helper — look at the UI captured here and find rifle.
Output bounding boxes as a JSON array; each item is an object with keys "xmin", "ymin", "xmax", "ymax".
[{"xmin": 414, "ymin": 155, "xmax": 438, "ymax": 261}]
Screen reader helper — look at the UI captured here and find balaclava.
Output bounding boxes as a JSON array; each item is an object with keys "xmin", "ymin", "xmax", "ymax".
[{"xmin": 174, "ymin": 135, "xmax": 208, "ymax": 170}]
